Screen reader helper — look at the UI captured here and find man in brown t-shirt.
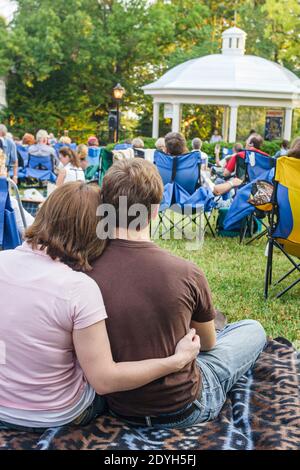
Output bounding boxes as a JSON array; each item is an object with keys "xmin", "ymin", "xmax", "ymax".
[
  {"xmin": 90, "ymin": 238, "xmax": 215, "ymax": 417},
  {"xmin": 89, "ymin": 158, "xmax": 266, "ymax": 428}
]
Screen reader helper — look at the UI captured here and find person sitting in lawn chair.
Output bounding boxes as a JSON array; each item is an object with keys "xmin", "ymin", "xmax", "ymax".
[
  {"xmin": 223, "ymin": 134, "xmax": 269, "ymax": 180},
  {"xmin": 0, "ymin": 149, "xmax": 34, "ymax": 235},
  {"xmin": 29, "ymin": 129, "xmax": 59, "ymax": 167},
  {"xmin": 160, "ymin": 132, "xmax": 241, "ymax": 206},
  {"xmin": 89, "ymin": 158, "xmax": 267, "ymax": 428},
  {"xmin": 56, "ymin": 147, "xmax": 86, "ymax": 186}
]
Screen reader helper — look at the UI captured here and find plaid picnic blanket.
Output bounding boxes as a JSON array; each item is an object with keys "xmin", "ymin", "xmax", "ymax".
[{"xmin": 1, "ymin": 338, "xmax": 299, "ymax": 450}]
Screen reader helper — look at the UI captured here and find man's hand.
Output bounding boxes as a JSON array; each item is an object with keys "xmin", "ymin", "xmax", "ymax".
[
  {"xmin": 12, "ymin": 175, "xmax": 18, "ymax": 185},
  {"xmin": 174, "ymin": 329, "xmax": 200, "ymax": 370}
]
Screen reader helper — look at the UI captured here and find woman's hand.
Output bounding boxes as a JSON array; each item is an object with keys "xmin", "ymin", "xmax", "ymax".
[
  {"xmin": 174, "ymin": 329, "xmax": 200, "ymax": 370},
  {"xmin": 231, "ymin": 177, "xmax": 243, "ymax": 187}
]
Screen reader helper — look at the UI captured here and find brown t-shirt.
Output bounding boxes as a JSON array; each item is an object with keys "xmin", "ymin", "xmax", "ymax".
[{"xmin": 89, "ymin": 239, "xmax": 215, "ymax": 417}]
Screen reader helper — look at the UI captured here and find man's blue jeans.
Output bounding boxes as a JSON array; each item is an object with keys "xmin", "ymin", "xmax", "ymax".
[{"xmin": 137, "ymin": 319, "xmax": 267, "ymax": 429}]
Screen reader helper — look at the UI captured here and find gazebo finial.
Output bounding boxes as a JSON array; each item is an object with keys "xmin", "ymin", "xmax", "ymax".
[{"xmin": 222, "ymin": 27, "xmax": 247, "ymax": 56}]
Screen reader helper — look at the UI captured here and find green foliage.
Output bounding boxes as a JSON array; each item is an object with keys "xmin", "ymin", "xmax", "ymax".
[
  {"xmin": 0, "ymin": 0, "xmax": 299, "ymax": 139},
  {"xmin": 112, "ymin": 138, "xmax": 281, "ymax": 157}
]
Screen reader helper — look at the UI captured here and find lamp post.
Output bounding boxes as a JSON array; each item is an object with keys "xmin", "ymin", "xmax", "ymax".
[{"xmin": 113, "ymin": 83, "xmax": 125, "ymax": 143}]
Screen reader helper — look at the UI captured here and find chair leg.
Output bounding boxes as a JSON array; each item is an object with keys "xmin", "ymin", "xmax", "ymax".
[
  {"xmin": 245, "ymin": 228, "xmax": 267, "ymax": 246},
  {"xmin": 273, "ymin": 263, "xmax": 300, "ymax": 286},
  {"xmin": 204, "ymin": 213, "xmax": 215, "ymax": 238},
  {"xmin": 264, "ymin": 240, "xmax": 273, "ymax": 299},
  {"xmin": 276, "ymin": 276, "xmax": 300, "ymax": 299},
  {"xmin": 240, "ymin": 217, "xmax": 248, "ymax": 244},
  {"xmin": 269, "ymin": 239, "xmax": 274, "ymax": 285}
]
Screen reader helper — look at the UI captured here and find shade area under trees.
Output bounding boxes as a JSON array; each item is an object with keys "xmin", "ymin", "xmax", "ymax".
[{"xmin": 0, "ymin": 0, "xmax": 299, "ymax": 142}]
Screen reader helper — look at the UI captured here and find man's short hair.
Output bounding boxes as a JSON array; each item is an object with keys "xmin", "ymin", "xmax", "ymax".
[
  {"xmin": 248, "ymin": 134, "xmax": 263, "ymax": 149},
  {"xmin": 36, "ymin": 129, "xmax": 49, "ymax": 143},
  {"xmin": 233, "ymin": 142, "xmax": 243, "ymax": 153},
  {"xmin": 101, "ymin": 159, "xmax": 163, "ymax": 230},
  {"xmin": 192, "ymin": 138, "xmax": 202, "ymax": 150},
  {"xmin": 132, "ymin": 137, "xmax": 144, "ymax": 149},
  {"xmin": 165, "ymin": 132, "xmax": 187, "ymax": 156}
]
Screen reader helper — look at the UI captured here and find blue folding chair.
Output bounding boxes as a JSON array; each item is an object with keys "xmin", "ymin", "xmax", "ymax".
[
  {"xmin": 53, "ymin": 142, "xmax": 77, "ymax": 159},
  {"xmin": 87, "ymin": 147, "xmax": 101, "ymax": 167},
  {"xmin": 222, "ymin": 147, "xmax": 233, "ymax": 159},
  {"xmin": 114, "ymin": 143, "xmax": 133, "ymax": 151},
  {"xmin": 26, "ymin": 155, "xmax": 57, "ymax": 183},
  {"xmin": 236, "ymin": 150, "xmax": 275, "ymax": 243},
  {"xmin": 265, "ymin": 156, "xmax": 300, "ymax": 299},
  {"xmin": 153, "ymin": 151, "xmax": 215, "ymax": 238},
  {"xmin": 15, "ymin": 144, "xmax": 29, "ymax": 180},
  {"xmin": 244, "ymin": 150, "xmax": 275, "ymax": 182},
  {"xmin": 0, "ymin": 177, "xmax": 23, "ymax": 250}
]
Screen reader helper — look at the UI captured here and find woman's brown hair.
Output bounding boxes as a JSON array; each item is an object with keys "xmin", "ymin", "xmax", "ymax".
[
  {"xmin": 25, "ymin": 182, "xmax": 106, "ymax": 271},
  {"xmin": 165, "ymin": 132, "xmax": 188, "ymax": 156},
  {"xmin": 59, "ymin": 146, "xmax": 81, "ymax": 168}
]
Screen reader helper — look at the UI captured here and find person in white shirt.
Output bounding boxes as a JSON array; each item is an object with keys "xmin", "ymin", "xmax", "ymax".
[
  {"xmin": 210, "ymin": 129, "xmax": 223, "ymax": 144},
  {"xmin": 56, "ymin": 147, "xmax": 86, "ymax": 186},
  {"xmin": 191, "ymin": 138, "xmax": 208, "ymax": 171}
]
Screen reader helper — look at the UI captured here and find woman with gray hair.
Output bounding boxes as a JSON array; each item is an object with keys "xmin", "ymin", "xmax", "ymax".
[{"xmin": 155, "ymin": 137, "xmax": 166, "ymax": 153}]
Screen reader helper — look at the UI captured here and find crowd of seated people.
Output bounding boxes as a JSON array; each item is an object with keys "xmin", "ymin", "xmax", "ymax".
[
  {"xmin": 1, "ymin": 120, "xmax": 300, "ymax": 434},
  {"xmin": 1, "ymin": 120, "xmax": 299, "ymax": 218}
]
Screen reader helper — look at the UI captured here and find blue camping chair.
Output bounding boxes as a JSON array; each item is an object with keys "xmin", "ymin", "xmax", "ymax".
[
  {"xmin": 244, "ymin": 150, "xmax": 275, "ymax": 182},
  {"xmin": 265, "ymin": 157, "xmax": 300, "ymax": 299},
  {"xmin": 87, "ymin": 147, "xmax": 101, "ymax": 167},
  {"xmin": 54, "ymin": 142, "xmax": 77, "ymax": 156},
  {"xmin": 16, "ymin": 144, "xmax": 29, "ymax": 180},
  {"xmin": 0, "ymin": 177, "xmax": 23, "ymax": 250},
  {"xmin": 222, "ymin": 147, "xmax": 233, "ymax": 159},
  {"xmin": 114, "ymin": 143, "xmax": 133, "ymax": 151},
  {"xmin": 223, "ymin": 166, "xmax": 274, "ymax": 242},
  {"xmin": 26, "ymin": 155, "xmax": 57, "ymax": 183},
  {"xmin": 235, "ymin": 150, "xmax": 275, "ymax": 243},
  {"xmin": 153, "ymin": 151, "xmax": 215, "ymax": 238}
]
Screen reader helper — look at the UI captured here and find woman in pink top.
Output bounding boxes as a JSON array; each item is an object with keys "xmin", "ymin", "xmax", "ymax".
[{"xmin": 0, "ymin": 182, "xmax": 200, "ymax": 432}]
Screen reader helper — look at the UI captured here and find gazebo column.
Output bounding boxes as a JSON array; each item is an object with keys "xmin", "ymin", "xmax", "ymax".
[
  {"xmin": 283, "ymin": 108, "xmax": 293, "ymax": 141},
  {"xmin": 152, "ymin": 102, "xmax": 160, "ymax": 138},
  {"xmin": 222, "ymin": 106, "xmax": 230, "ymax": 141},
  {"xmin": 172, "ymin": 103, "xmax": 181, "ymax": 133},
  {"xmin": 229, "ymin": 105, "xmax": 238, "ymax": 143}
]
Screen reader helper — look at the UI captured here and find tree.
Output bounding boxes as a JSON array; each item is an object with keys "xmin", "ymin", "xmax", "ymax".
[{"xmin": 0, "ymin": 0, "xmax": 299, "ymax": 140}]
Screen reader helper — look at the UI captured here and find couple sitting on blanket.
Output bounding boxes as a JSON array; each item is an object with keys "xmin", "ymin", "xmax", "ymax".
[{"xmin": 0, "ymin": 159, "xmax": 266, "ymax": 432}]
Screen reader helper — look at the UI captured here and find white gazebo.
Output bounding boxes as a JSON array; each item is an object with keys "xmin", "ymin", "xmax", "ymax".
[{"xmin": 143, "ymin": 27, "xmax": 300, "ymax": 142}]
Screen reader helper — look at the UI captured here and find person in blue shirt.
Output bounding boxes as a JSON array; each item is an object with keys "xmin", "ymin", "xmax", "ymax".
[{"xmin": 0, "ymin": 124, "xmax": 18, "ymax": 184}]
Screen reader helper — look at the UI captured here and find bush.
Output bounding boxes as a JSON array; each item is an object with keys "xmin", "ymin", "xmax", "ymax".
[{"xmin": 106, "ymin": 138, "xmax": 282, "ymax": 157}]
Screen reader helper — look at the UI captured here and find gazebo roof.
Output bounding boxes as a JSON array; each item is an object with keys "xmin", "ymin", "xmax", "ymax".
[{"xmin": 143, "ymin": 27, "xmax": 300, "ymax": 101}]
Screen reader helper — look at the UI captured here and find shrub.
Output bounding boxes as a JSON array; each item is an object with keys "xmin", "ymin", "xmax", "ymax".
[{"xmin": 106, "ymin": 138, "xmax": 282, "ymax": 157}]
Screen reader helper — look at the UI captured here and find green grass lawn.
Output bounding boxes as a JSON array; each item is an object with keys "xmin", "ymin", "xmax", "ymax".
[{"xmin": 156, "ymin": 235, "xmax": 300, "ymax": 345}]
